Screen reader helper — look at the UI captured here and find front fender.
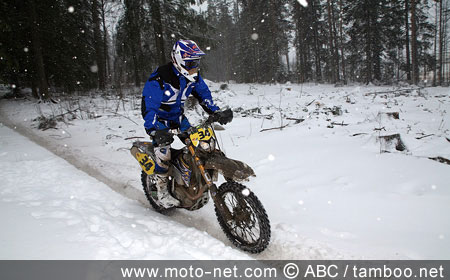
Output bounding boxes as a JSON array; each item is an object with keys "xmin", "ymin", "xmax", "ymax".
[{"xmin": 204, "ymin": 151, "xmax": 255, "ymax": 181}]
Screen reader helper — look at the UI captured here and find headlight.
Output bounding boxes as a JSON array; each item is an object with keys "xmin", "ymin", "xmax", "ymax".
[
  {"xmin": 199, "ymin": 141, "xmax": 210, "ymax": 151},
  {"xmin": 199, "ymin": 139, "xmax": 215, "ymax": 152}
]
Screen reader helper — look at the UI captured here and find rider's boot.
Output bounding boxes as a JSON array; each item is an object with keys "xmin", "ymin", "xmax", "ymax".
[{"xmin": 155, "ymin": 174, "xmax": 180, "ymax": 208}]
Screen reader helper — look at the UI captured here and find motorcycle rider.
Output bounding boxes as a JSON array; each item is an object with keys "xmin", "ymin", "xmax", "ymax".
[{"xmin": 141, "ymin": 39, "xmax": 233, "ymax": 208}]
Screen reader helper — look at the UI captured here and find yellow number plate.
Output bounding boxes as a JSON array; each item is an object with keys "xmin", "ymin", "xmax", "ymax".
[
  {"xmin": 136, "ymin": 152, "xmax": 155, "ymax": 175},
  {"xmin": 190, "ymin": 127, "xmax": 214, "ymax": 146}
]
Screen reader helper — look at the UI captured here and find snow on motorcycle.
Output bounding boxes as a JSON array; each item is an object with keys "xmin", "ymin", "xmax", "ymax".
[{"xmin": 130, "ymin": 114, "xmax": 271, "ymax": 253}]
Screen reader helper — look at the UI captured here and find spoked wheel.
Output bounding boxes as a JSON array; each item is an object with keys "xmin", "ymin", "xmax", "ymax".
[
  {"xmin": 141, "ymin": 171, "xmax": 174, "ymax": 214},
  {"xmin": 214, "ymin": 181, "xmax": 271, "ymax": 253}
]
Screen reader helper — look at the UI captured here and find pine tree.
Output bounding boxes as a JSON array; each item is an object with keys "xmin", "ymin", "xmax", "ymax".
[
  {"xmin": 1, "ymin": 0, "xmax": 99, "ymax": 96},
  {"xmin": 405, "ymin": 0, "xmax": 412, "ymax": 81},
  {"xmin": 344, "ymin": 0, "xmax": 405, "ymax": 83},
  {"xmin": 411, "ymin": 0, "xmax": 419, "ymax": 84},
  {"xmin": 293, "ymin": 1, "xmax": 314, "ymax": 82},
  {"xmin": 232, "ymin": 0, "xmax": 291, "ymax": 83},
  {"xmin": 44, "ymin": 0, "xmax": 98, "ymax": 92},
  {"xmin": 149, "ymin": 0, "xmax": 165, "ymax": 65},
  {"xmin": 326, "ymin": 0, "xmax": 340, "ymax": 83},
  {"xmin": 415, "ymin": 0, "xmax": 435, "ymax": 83},
  {"xmin": 233, "ymin": 0, "xmax": 258, "ymax": 83},
  {"xmin": 0, "ymin": 0, "xmax": 32, "ymax": 95},
  {"xmin": 204, "ymin": 0, "xmax": 236, "ymax": 82},
  {"xmin": 28, "ymin": 0, "xmax": 49, "ymax": 99}
]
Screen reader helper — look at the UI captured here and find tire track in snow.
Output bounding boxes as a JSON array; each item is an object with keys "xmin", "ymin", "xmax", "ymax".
[
  {"xmin": 0, "ymin": 109, "xmax": 147, "ymax": 205},
  {"xmin": 0, "ymin": 108, "xmax": 349, "ymax": 259}
]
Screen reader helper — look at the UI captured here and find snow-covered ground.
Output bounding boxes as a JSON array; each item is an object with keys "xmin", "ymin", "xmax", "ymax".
[
  {"xmin": 0, "ymin": 124, "xmax": 250, "ymax": 260},
  {"xmin": 0, "ymin": 82, "xmax": 449, "ymax": 259}
]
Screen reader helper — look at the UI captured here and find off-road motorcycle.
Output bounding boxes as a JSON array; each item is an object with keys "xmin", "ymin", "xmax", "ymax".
[{"xmin": 130, "ymin": 116, "xmax": 271, "ymax": 253}]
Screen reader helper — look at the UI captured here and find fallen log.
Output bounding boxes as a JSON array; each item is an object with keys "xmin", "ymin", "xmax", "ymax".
[
  {"xmin": 260, "ymin": 124, "xmax": 289, "ymax": 132},
  {"xmin": 429, "ymin": 156, "xmax": 450, "ymax": 165}
]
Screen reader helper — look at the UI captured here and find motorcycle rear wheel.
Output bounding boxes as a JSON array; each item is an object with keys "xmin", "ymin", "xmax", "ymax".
[
  {"xmin": 214, "ymin": 181, "xmax": 271, "ymax": 253},
  {"xmin": 141, "ymin": 171, "xmax": 175, "ymax": 214}
]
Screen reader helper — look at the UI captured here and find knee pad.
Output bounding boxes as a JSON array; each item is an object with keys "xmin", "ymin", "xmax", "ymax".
[{"xmin": 155, "ymin": 145, "xmax": 171, "ymax": 172}]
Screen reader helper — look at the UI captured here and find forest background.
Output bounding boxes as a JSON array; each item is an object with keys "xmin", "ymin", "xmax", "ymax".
[{"xmin": 1, "ymin": 0, "xmax": 449, "ymax": 100}]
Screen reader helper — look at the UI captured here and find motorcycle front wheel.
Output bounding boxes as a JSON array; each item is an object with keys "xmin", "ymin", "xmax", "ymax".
[{"xmin": 214, "ymin": 181, "xmax": 271, "ymax": 253}]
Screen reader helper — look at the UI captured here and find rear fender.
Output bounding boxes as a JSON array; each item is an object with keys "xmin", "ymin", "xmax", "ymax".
[
  {"xmin": 204, "ymin": 151, "xmax": 255, "ymax": 181},
  {"xmin": 130, "ymin": 142, "xmax": 156, "ymax": 175}
]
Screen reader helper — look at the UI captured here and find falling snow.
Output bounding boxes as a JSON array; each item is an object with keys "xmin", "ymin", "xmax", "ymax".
[
  {"xmin": 297, "ymin": 0, "xmax": 308, "ymax": 7},
  {"xmin": 241, "ymin": 188, "xmax": 250, "ymax": 197}
]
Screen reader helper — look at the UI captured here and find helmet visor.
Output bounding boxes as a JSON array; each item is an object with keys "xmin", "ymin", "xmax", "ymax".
[{"xmin": 184, "ymin": 59, "xmax": 200, "ymax": 70}]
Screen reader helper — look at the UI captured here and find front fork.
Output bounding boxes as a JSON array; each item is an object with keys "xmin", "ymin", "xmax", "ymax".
[{"xmin": 186, "ymin": 140, "xmax": 233, "ymax": 222}]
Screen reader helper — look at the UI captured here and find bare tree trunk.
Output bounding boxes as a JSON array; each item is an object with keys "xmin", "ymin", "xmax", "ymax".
[
  {"xmin": 433, "ymin": 0, "xmax": 438, "ymax": 86},
  {"xmin": 150, "ymin": 0, "xmax": 166, "ymax": 65},
  {"xmin": 93, "ymin": 0, "xmax": 106, "ymax": 90},
  {"xmin": 326, "ymin": 0, "xmax": 336, "ymax": 83},
  {"xmin": 31, "ymin": 77, "xmax": 39, "ymax": 99},
  {"xmin": 268, "ymin": 0, "xmax": 279, "ymax": 83},
  {"xmin": 285, "ymin": 52, "xmax": 290, "ymax": 74},
  {"xmin": 338, "ymin": 0, "xmax": 346, "ymax": 83},
  {"xmin": 438, "ymin": 0, "xmax": 443, "ymax": 85},
  {"xmin": 330, "ymin": 1, "xmax": 340, "ymax": 81},
  {"xmin": 311, "ymin": 0, "xmax": 322, "ymax": 82},
  {"xmin": 101, "ymin": 0, "xmax": 110, "ymax": 84},
  {"xmin": 131, "ymin": 45, "xmax": 141, "ymax": 87},
  {"xmin": 411, "ymin": 0, "xmax": 419, "ymax": 84},
  {"xmin": 397, "ymin": 47, "xmax": 401, "ymax": 81},
  {"xmin": 365, "ymin": 7, "xmax": 372, "ymax": 84},
  {"xmin": 28, "ymin": 0, "xmax": 49, "ymax": 100},
  {"xmin": 124, "ymin": 0, "xmax": 142, "ymax": 87},
  {"xmin": 443, "ymin": 0, "xmax": 449, "ymax": 84},
  {"xmin": 423, "ymin": 63, "xmax": 427, "ymax": 81},
  {"xmin": 295, "ymin": 26, "xmax": 305, "ymax": 83},
  {"xmin": 405, "ymin": 0, "xmax": 411, "ymax": 82}
]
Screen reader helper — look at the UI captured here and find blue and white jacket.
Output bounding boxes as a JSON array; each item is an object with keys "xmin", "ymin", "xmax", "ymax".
[{"xmin": 141, "ymin": 63, "xmax": 219, "ymax": 132}]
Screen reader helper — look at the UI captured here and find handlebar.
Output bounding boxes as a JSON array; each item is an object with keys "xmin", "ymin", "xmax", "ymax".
[
  {"xmin": 167, "ymin": 115, "xmax": 217, "ymax": 136},
  {"xmin": 161, "ymin": 108, "xmax": 233, "ymax": 138}
]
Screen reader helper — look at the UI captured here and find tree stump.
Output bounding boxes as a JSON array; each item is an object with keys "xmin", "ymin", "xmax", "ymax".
[
  {"xmin": 386, "ymin": 112, "xmax": 400, "ymax": 119},
  {"xmin": 378, "ymin": 112, "xmax": 400, "ymax": 120},
  {"xmin": 378, "ymin": 134, "xmax": 407, "ymax": 152}
]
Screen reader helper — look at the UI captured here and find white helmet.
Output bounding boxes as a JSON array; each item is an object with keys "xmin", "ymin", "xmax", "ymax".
[{"xmin": 171, "ymin": 39, "xmax": 206, "ymax": 82}]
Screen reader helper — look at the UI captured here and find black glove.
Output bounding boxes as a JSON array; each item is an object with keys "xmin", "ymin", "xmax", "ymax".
[
  {"xmin": 149, "ymin": 130, "xmax": 173, "ymax": 146},
  {"xmin": 213, "ymin": 108, "xmax": 233, "ymax": 125}
]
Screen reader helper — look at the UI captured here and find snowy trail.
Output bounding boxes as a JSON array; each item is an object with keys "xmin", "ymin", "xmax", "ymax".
[
  {"xmin": 0, "ymin": 123, "xmax": 251, "ymax": 259},
  {"xmin": 0, "ymin": 111, "xmax": 147, "ymax": 205},
  {"xmin": 0, "ymin": 108, "xmax": 347, "ymax": 260}
]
